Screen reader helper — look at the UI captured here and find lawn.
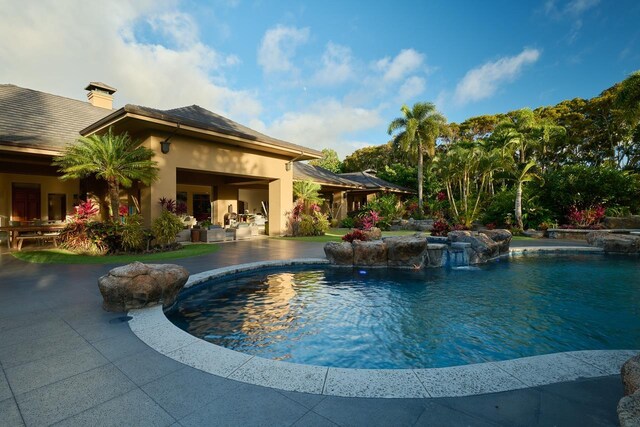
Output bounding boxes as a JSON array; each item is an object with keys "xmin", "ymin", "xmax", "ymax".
[
  {"xmin": 275, "ymin": 228, "xmax": 426, "ymax": 243},
  {"xmin": 12, "ymin": 243, "xmax": 220, "ymax": 264}
]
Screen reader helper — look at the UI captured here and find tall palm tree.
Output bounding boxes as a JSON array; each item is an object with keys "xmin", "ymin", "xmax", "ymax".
[
  {"xmin": 513, "ymin": 161, "xmax": 542, "ymax": 230},
  {"xmin": 293, "ymin": 179, "xmax": 323, "ymax": 212},
  {"xmin": 53, "ymin": 128, "xmax": 159, "ymax": 220},
  {"xmin": 388, "ymin": 102, "xmax": 447, "ymax": 216}
]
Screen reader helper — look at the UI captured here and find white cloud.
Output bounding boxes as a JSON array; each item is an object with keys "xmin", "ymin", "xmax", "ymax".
[
  {"xmin": 257, "ymin": 25, "xmax": 309, "ymax": 74},
  {"xmin": 313, "ymin": 42, "xmax": 354, "ymax": 86},
  {"xmin": 260, "ymin": 99, "xmax": 384, "ymax": 158},
  {"xmin": 397, "ymin": 76, "xmax": 426, "ymax": 102},
  {"xmin": 453, "ymin": 48, "xmax": 541, "ymax": 105},
  {"xmin": 375, "ymin": 49, "xmax": 424, "ymax": 82},
  {"xmin": 566, "ymin": 0, "xmax": 600, "ymax": 15},
  {"xmin": 0, "ymin": 0, "xmax": 261, "ymax": 120}
]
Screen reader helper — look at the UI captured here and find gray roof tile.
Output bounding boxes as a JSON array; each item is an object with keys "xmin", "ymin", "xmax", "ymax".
[{"xmin": 0, "ymin": 84, "xmax": 111, "ymax": 151}]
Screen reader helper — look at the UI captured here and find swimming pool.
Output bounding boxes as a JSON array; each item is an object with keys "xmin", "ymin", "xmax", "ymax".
[{"xmin": 165, "ymin": 254, "xmax": 640, "ymax": 369}]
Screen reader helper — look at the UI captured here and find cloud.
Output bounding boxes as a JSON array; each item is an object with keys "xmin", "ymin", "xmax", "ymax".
[
  {"xmin": 397, "ymin": 76, "xmax": 426, "ymax": 103},
  {"xmin": 375, "ymin": 49, "xmax": 424, "ymax": 82},
  {"xmin": 0, "ymin": 0, "xmax": 261, "ymax": 120},
  {"xmin": 453, "ymin": 48, "xmax": 540, "ymax": 105},
  {"xmin": 313, "ymin": 42, "xmax": 354, "ymax": 86},
  {"xmin": 544, "ymin": 0, "xmax": 599, "ymax": 43},
  {"xmin": 257, "ymin": 99, "xmax": 384, "ymax": 157},
  {"xmin": 257, "ymin": 25, "xmax": 310, "ymax": 74}
]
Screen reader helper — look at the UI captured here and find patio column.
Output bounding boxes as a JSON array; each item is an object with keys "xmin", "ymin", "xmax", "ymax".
[
  {"xmin": 141, "ymin": 165, "xmax": 176, "ymax": 228},
  {"xmin": 268, "ymin": 175, "xmax": 292, "ymax": 236}
]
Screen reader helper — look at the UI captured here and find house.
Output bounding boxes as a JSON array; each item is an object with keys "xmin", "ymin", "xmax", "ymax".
[
  {"xmin": 293, "ymin": 163, "xmax": 414, "ymax": 220},
  {"xmin": 0, "ymin": 83, "xmax": 321, "ymax": 235}
]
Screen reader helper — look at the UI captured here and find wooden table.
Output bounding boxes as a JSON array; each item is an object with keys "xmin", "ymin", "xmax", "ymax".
[{"xmin": 0, "ymin": 224, "xmax": 66, "ymax": 249}]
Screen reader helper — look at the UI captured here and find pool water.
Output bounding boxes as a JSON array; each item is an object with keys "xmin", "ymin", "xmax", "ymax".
[{"xmin": 165, "ymin": 254, "xmax": 640, "ymax": 369}]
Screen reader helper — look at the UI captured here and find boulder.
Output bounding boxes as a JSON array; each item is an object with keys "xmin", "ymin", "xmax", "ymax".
[
  {"xmin": 353, "ymin": 240, "xmax": 388, "ymax": 267},
  {"xmin": 384, "ymin": 236, "xmax": 428, "ymax": 268},
  {"xmin": 618, "ymin": 393, "xmax": 640, "ymax": 427},
  {"xmin": 587, "ymin": 232, "xmax": 640, "ymax": 253},
  {"xmin": 426, "ymin": 244, "xmax": 447, "ymax": 268},
  {"xmin": 448, "ymin": 231, "xmax": 500, "ymax": 262},
  {"xmin": 604, "ymin": 215, "xmax": 640, "ymax": 229},
  {"xmin": 324, "ymin": 242, "xmax": 354, "ymax": 265},
  {"xmin": 98, "ymin": 262, "xmax": 189, "ymax": 312},
  {"xmin": 623, "ymin": 354, "xmax": 640, "ymax": 396},
  {"xmin": 362, "ymin": 227, "xmax": 382, "ymax": 241},
  {"xmin": 482, "ymin": 229, "xmax": 513, "ymax": 254}
]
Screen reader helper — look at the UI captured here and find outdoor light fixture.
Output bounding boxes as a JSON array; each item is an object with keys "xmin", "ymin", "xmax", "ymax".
[
  {"xmin": 161, "ymin": 123, "xmax": 181, "ymax": 154},
  {"xmin": 286, "ymin": 151, "xmax": 306, "ymax": 171},
  {"xmin": 160, "ymin": 139, "xmax": 171, "ymax": 154}
]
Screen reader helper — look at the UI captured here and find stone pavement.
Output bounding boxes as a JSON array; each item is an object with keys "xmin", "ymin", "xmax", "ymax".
[{"xmin": 0, "ymin": 238, "xmax": 622, "ymax": 426}]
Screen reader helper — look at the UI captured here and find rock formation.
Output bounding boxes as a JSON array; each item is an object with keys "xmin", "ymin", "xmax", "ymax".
[
  {"xmin": 98, "ymin": 262, "xmax": 189, "ymax": 312},
  {"xmin": 324, "ymin": 230, "xmax": 512, "ymax": 268}
]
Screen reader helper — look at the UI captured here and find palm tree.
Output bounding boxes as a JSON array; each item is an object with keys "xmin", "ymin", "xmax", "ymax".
[
  {"xmin": 53, "ymin": 128, "xmax": 159, "ymax": 220},
  {"xmin": 513, "ymin": 161, "xmax": 542, "ymax": 230},
  {"xmin": 388, "ymin": 102, "xmax": 447, "ymax": 216}
]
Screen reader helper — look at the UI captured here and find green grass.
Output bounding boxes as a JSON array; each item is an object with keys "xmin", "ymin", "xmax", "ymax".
[
  {"xmin": 511, "ymin": 235, "xmax": 535, "ymax": 241},
  {"xmin": 275, "ymin": 228, "xmax": 426, "ymax": 243},
  {"xmin": 11, "ymin": 243, "xmax": 220, "ymax": 264}
]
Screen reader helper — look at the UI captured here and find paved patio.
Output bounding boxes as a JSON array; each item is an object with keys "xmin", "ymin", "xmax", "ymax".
[{"xmin": 0, "ymin": 238, "xmax": 623, "ymax": 426}]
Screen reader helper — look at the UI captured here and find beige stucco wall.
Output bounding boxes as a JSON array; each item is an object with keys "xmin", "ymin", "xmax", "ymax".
[
  {"xmin": 139, "ymin": 134, "xmax": 293, "ymax": 235},
  {"xmin": 0, "ymin": 173, "xmax": 79, "ymax": 224},
  {"xmin": 238, "ymin": 189, "xmax": 269, "ymax": 215}
]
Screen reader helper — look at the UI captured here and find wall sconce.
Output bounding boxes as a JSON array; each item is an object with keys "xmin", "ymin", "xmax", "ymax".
[
  {"xmin": 285, "ymin": 161, "xmax": 292, "ymax": 171},
  {"xmin": 160, "ymin": 139, "xmax": 171, "ymax": 154}
]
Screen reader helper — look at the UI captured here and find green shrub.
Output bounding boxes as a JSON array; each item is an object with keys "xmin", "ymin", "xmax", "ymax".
[
  {"xmin": 483, "ymin": 187, "xmax": 553, "ymax": 229},
  {"xmin": 340, "ymin": 217, "xmax": 356, "ymax": 228},
  {"xmin": 152, "ymin": 209, "xmax": 183, "ymax": 246},
  {"xmin": 297, "ymin": 212, "xmax": 330, "ymax": 236},
  {"xmin": 121, "ymin": 214, "xmax": 146, "ymax": 252},
  {"xmin": 58, "ymin": 221, "xmax": 108, "ymax": 255},
  {"xmin": 537, "ymin": 165, "xmax": 640, "ymax": 218}
]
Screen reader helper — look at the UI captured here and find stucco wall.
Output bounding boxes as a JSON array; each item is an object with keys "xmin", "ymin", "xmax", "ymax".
[
  {"xmin": 0, "ymin": 173, "xmax": 79, "ymax": 224},
  {"xmin": 139, "ymin": 134, "xmax": 293, "ymax": 235},
  {"xmin": 238, "ymin": 189, "xmax": 269, "ymax": 215}
]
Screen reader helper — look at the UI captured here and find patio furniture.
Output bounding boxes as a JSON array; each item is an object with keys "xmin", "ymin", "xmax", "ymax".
[
  {"xmin": 0, "ymin": 224, "xmax": 66, "ymax": 250},
  {"xmin": 202, "ymin": 226, "xmax": 227, "ymax": 243},
  {"xmin": 229, "ymin": 223, "xmax": 252, "ymax": 240}
]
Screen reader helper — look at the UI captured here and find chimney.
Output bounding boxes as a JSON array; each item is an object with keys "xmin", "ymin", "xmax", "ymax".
[{"xmin": 85, "ymin": 82, "xmax": 116, "ymax": 109}]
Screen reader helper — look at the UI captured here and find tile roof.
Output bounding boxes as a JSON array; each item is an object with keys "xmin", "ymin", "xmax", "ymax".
[
  {"xmin": 0, "ymin": 84, "xmax": 111, "ymax": 151},
  {"xmin": 338, "ymin": 171, "xmax": 415, "ymax": 193},
  {"xmin": 84, "ymin": 104, "xmax": 322, "ymax": 157},
  {"xmin": 293, "ymin": 162, "xmax": 362, "ymax": 188}
]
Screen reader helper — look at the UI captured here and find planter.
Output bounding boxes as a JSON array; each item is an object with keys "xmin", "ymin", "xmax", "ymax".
[{"xmin": 191, "ymin": 229, "xmax": 201, "ymax": 242}]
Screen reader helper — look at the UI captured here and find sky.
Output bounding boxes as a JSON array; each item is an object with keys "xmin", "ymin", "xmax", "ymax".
[{"xmin": 0, "ymin": 0, "xmax": 639, "ymax": 158}]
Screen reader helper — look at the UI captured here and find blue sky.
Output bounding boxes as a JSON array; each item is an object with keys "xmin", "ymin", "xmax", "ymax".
[{"xmin": 1, "ymin": 0, "xmax": 638, "ymax": 157}]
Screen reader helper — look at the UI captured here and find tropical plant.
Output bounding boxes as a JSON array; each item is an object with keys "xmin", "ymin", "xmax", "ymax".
[
  {"xmin": 513, "ymin": 161, "xmax": 542, "ymax": 230},
  {"xmin": 293, "ymin": 179, "xmax": 323, "ymax": 212},
  {"xmin": 388, "ymin": 102, "xmax": 447, "ymax": 216},
  {"xmin": 342, "ymin": 229, "xmax": 368, "ymax": 242},
  {"xmin": 432, "ymin": 143, "xmax": 506, "ymax": 227},
  {"xmin": 120, "ymin": 213, "xmax": 146, "ymax": 252},
  {"xmin": 53, "ymin": 128, "xmax": 159, "ymax": 220}
]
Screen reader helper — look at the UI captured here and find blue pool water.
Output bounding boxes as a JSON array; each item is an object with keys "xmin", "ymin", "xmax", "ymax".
[{"xmin": 165, "ymin": 254, "xmax": 640, "ymax": 369}]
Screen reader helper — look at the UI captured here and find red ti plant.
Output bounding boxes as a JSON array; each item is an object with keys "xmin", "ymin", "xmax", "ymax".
[
  {"xmin": 342, "ymin": 229, "xmax": 368, "ymax": 242},
  {"xmin": 567, "ymin": 205, "xmax": 606, "ymax": 228},
  {"xmin": 74, "ymin": 199, "xmax": 99, "ymax": 221},
  {"xmin": 361, "ymin": 210, "xmax": 381, "ymax": 230},
  {"xmin": 118, "ymin": 205, "xmax": 129, "ymax": 217}
]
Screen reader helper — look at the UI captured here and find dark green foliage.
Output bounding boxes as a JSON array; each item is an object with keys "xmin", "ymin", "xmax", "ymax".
[
  {"xmin": 535, "ymin": 165, "xmax": 640, "ymax": 218},
  {"xmin": 483, "ymin": 187, "xmax": 553, "ymax": 229},
  {"xmin": 152, "ymin": 209, "xmax": 184, "ymax": 246},
  {"xmin": 121, "ymin": 214, "xmax": 146, "ymax": 252}
]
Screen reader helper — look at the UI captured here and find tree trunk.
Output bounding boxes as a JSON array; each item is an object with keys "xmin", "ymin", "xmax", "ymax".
[
  {"xmin": 515, "ymin": 181, "xmax": 523, "ymax": 230},
  {"xmin": 417, "ymin": 140, "xmax": 424, "ymax": 217},
  {"xmin": 108, "ymin": 180, "xmax": 120, "ymax": 221}
]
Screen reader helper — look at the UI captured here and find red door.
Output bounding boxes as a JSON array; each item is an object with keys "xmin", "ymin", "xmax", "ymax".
[{"xmin": 12, "ymin": 184, "xmax": 41, "ymax": 221}]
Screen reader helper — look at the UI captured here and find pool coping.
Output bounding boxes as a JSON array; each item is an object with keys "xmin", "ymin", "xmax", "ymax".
[{"xmin": 128, "ymin": 247, "xmax": 635, "ymax": 399}]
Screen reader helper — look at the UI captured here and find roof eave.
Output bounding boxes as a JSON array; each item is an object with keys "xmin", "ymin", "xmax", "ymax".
[{"xmin": 80, "ymin": 105, "xmax": 322, "ymax": 160}]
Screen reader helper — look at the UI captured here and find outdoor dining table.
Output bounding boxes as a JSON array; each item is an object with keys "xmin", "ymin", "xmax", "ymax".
[{"xmin": 0, "ymin": 224, "xmax": 66, "ymax": 249}]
